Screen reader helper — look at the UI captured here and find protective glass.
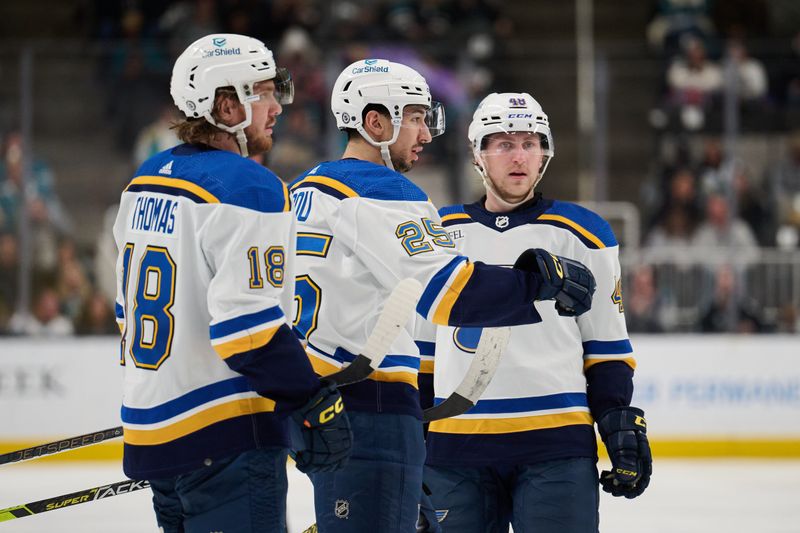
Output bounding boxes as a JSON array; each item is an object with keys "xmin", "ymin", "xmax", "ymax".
[
  {"xmin": 274, "ymin": 67, "xmax": 294, "ymax": 105},
  {"xmin": 425, "ymin": 101, "xmax": 445, "ymax": 138},
  {"xmin": 481, "ymin": 132, "xmax": 546, "ymax": 155}
]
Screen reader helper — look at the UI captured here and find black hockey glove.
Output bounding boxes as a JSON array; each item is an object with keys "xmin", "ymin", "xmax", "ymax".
[
  {"xmin": 514, "ymin": 248, "xmax": 596, "ymax": 316},
  {"xmin": 290, "ymin": 380, "xmax": 353, "ymax": 474},
  {"xmin": 597, "ymin": 406, "xmax": 652, "ymax": 499}
]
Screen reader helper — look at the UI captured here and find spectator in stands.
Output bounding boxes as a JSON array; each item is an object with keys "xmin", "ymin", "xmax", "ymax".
[
  {"xmin": 732, "ymin": 167, "xmax": 774, "ymax": 246},
  {"xmin": 8, "ymin": 287, "xmax": 74, "ymax": 336},
  {"xmin": 646, "ymin": 0, "xmax": 716, "ymax": 57},
  {"xmin": 666, "ymin": 36, "xmax": 722, "ymax": 130},
  {"xmin": 55, "ymin": 239, "xmax": 92, "ymax": 322},
  {"xmin": 727, "ymin": 39, "xmax": 768, "ymax": 103},
  {"xmin": 0, "ymin": 232, "xmax": 18, "ymax": 333},
  {"xmin": 132, "ymin": 101, "xmax": 181, "ymax": 167},
  {"xmin": 624, "ymin": 264, "xmax": 676, "ymax": 333},
  {"xmin": 74, "ymin": 290, "xmax": 118, "ymax": 335},
  {"xmin": 699, "ymin": 264, "xmax": 764, "ymax": 333},
  {"xmin": 0, "ymin": 131, "xmax": 70, "ymax": 272},
  {"xmin": 768, "ymin": 130, "xmax": 800, "ymax": 236},
  {"xmin": 692, "ymin": 192, "xmax": 759, "ymax": 265}
]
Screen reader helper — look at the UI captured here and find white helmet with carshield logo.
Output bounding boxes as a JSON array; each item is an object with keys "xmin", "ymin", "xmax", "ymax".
[
  {"xmin": 468, "ymin": 92, "xmax": 554, "ymax": 205},
  {"xmin": 170, "ymin": 33, "xmax": 294, "ymax": 156},
  {"xmin": 331, "ymin": 59, "xmax": 445, "ymax": 170}
]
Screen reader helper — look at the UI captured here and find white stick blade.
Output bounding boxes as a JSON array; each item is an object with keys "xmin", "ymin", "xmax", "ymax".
[
  {"xmin": 361, "ymin": 278, "xmax": 424, "ymax": 362},
  {"xmin": 453, "ymin": 327, "xmax": 511, "ymax": 402}
]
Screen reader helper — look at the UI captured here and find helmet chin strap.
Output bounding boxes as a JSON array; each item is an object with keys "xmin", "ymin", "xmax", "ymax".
[
  {"xmin": 356, "ymin": 119, "xmax": 402, "ymax": 172},
  {"xmin": 235, "ymin": 129, "xmax": 249, "ymax": 158}
]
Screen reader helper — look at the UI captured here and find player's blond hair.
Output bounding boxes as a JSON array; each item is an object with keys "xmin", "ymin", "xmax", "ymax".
[{"xmin": 172, "ymin": 87, "xmax": 239, "ymax": 145}]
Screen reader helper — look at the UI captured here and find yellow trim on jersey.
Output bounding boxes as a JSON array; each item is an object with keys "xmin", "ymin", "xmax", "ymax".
[
  {"xmin": 432, "ymin": 262, "xmax": 476, "ymax": 325},
  {"xmin": 127, "ymin": 176, "xmax": 220, "ymax": 203},
  {"xmin": 282, "ymin": 182, "xmax": 291, "ymax": 212},
  {"xmin": 584, "ymin": 357, "xmax": 637, "ymax": 371},
  {"xmin": 537, "ymin": 214, "xmax": 605, "ymax": 249},
  {"xmin": 292, "ymin": 176, "xmax": 359, "ymax": 198},
  {"xmin": 429, "ymin": 410, "xmax": 593, "ymax": 435},
  {"xmin": 123, "ymin": 397, "xmax": 276, "ymax": 445},
  {"xmin": 419, "ymin": 360, "xmax": 435, "ymax": 374},
  {"xmin": 440, "ymin": 213, "xmax": 471, "ymax": 224},
  {"xmin": 306, "ymin": 352, "xmax": 418, "ymax": 387},
  {"xmin": 212, "ymin": 325, "xmax": 280, "ymax": 359}
]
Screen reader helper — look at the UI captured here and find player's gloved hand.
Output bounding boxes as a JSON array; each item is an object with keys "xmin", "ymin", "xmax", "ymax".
[
  {"xmin": 290, "ymin": 380, "xmax": 353, "ymax": 474},
  {"xmin": 597, "ymin": 406, "xmax": 652, "ymax": 499},
  {"xmin": 513, "ymin": 248, "xmax": 596, "ymax": 316}
]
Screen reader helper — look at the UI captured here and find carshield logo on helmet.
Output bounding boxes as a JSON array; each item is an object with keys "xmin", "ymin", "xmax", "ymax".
[
  {"xmin": 212, "ymin": 37, "xmax": 226, "ymax": 47},
  {"xmin": 365, "ymin": 59, "xmax": 378, "ymax": 65}
]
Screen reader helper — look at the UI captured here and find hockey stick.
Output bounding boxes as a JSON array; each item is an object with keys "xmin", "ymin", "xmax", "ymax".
[
  {"xmin": 323, "ymin": 278, "xmax": 423, "ymax": 386},
  {"xmin": 0, "ymin": 427, "xmax": 123, "ymax": 467},
  {"xmin": 0, "ymin": 478, "xmax": 149, "ymax": 523},
  {"xmin": 423, "ymin": 327, "xmax": 511, "ymax": 422},
  {"xmin": 1, "ymin": 280, "xmax": 422, "ymax": 468}
]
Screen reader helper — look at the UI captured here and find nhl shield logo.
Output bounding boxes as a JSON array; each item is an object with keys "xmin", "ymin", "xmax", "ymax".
[
  {"xmin": 334, "ymin": 499, "xmax": 350, "ymax": 519},
  {"xmin": 495, "ymin": 216, "xmax": 509, "ymax": 229}
]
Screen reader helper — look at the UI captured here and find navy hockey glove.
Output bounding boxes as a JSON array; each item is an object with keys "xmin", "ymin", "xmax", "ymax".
[
  {"xmin": 290, "ymin": 381, "xmax": 353, "ymax": 474},
  {"xmin": 514, "ymin": 248, "xmax": 596, "ymax": 316},
  {"xmin": 597, "ymin": 406, "xmax": 652, "ymax": 499}
]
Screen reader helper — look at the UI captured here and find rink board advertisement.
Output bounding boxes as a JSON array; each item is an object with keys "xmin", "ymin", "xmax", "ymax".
[{"xmin": 1, "ymin": 335, "xmax": 799, "ymax": 458}]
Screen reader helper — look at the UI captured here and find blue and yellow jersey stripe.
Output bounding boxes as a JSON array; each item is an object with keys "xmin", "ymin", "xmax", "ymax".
[
  {"xmin": 306, "ymin": 343, "xmax": 421, "ymax": 388},
  {"xmin": 417, "ymin": 256, "xmax": 476, "ymax": 325},
  {"xmin": 209, "ymin": 306, "xmax": 285, "ymax": 359},
  {"xmin": 428, "ymin": 392, "xmax": 593, "ymax": 434},
  {"xmin": 291, "ymin": 175, "xmax": 360, "ymax": 200},
  {"xmin": 126, "ymin": 175, "xmax": 220, "ymax": 204},
  {"xmin": 582, "ymin": 339, "xmax": 636, "ymax": 370},
  {"xmin": 440, "ymin": 212, "xmax": 473, "ymax": 227},
  {"xmin": 416, "ymin": 340, "xmax": 435, "ymax": 374},
  {"xmin": 121, "ymin": 376, "xmax": 275, "ymax": 445}
]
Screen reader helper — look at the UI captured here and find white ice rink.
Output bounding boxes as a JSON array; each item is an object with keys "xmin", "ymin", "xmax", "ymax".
[{"xmin": 1, "ymin": 459, "xmax": 799, "ymax": 532}]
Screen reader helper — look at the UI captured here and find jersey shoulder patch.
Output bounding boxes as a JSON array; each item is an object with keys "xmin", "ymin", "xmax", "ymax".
[
  {"xmin": 128, "ymin": 144, "xmax": 289, "ymax": 213},
  {"xmin": 536, "ymin": 201, "xmax": 617, "ymax": 249},
  {"xmin": 290, "ymin": 159, "xmax": 428, "ymax": 202},
  {"xmin": 438, "ymin": 204, "xmax": 473, "ymax": 227}
]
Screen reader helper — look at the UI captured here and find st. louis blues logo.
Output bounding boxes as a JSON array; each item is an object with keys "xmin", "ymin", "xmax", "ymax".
[
  {"xmin": 453, "ymin": 327, "xmax": 482, "ymax": 353},
  {"xmin": 212, "ymin": 37, "xmax": 226, "ymax": 47}
]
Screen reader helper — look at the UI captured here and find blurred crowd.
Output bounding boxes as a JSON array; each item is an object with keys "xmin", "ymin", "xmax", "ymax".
[
  {"xmin": 1, "ymin": 0, "xmax": 799, "ymax": 336},
  {"xmin": 626, "ymin": 0, "xmax": 800, "ymax": 334}
]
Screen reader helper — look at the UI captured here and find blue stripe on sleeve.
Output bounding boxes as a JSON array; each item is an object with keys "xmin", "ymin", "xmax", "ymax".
[
  {"xmin": 417, "ymin": 255, "xmax": 468, "ymax": 318},
  {"xmin": 210, "ymin": 306, "xmax": 284, "ymax": 340},
  {"xmin": 121, "ymin": 376, "xmax": 250, "ymax": 424},
  {"xmin": 415, "ymin": 341, "xmax": 435, "ymax": 356},
  {"xmin": 582, "ymin": 339, "xmax": 633, "ymax": 355},
  {"xmin": 432, "ymin": 392, "xmax": 588, "ymax": 414},
  {"xmin": 379, "ymin": 355, "xmax": 421, "ymax": 370}
]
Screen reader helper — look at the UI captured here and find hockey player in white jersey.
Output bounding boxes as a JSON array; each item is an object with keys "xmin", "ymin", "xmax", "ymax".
[
  {"xmin": 113, "ymin": 34, "xmax": 352, "ymax": 533},
  {"xmin": 422, "ymin": 93, "xmax": 652, "ymax": 533},
  {"xmin": 289, "ymin": 61, "xmax": 597, "ymax": 533}
]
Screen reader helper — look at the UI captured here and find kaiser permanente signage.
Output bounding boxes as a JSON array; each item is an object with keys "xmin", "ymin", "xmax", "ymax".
[{"xmin": 0, "ymin": 336, "xmax": 798, "ymax": 459}]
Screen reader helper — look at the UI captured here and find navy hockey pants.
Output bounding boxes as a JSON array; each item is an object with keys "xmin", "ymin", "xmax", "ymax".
[
  {"xmin": 310, "ymin": 411, "xmax": 425, "ymax": 532},
  {"xmin": 423, "ymin": 457, "xmax": 599, "ymax": 533},
  {"xmin": 149, "ymin": 446, "xmax": 289, "ymax": 533}
]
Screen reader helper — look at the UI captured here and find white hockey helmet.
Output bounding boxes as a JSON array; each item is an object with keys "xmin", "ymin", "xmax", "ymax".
[
  {"xmin": 331, "ymin": 59, "xmax": 445, "ymax": 169},
  {"xmin": 469, "ymin": 92, "xmax": 554, "ymax": 201},
  {"xmin": 170, "ymin": 33, "xmax": 294, "ymax": 156}
]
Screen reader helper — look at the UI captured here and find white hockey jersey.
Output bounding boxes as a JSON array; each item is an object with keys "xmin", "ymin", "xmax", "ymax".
[
  {"xmin": 289, "ymin": 159, "xmax": 548, "ymax": 418},
  {"xmin": 425, "ymin": 196, "xmax": 636, "ymax": 466},
  {"xmin": 114, "ymin": 144, "xmax": 319, "ymax": 479}
]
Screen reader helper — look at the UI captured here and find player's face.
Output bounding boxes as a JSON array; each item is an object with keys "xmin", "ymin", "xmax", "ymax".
[
  {"xmin": 389, "ymin": 105, "xmax": 432, "ymax": 173},
  {"xmin": 481, "ymin": 132, "xmax": 544, "ymax": 203},
  {"xmin": 243, "ymin": 80, "xmax": 283, "ymax": 155}
]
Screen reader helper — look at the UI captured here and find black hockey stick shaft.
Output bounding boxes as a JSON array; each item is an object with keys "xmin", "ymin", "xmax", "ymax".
[
  {"xmin": 0, "ymin": 427, "xmax": 123, "ymax": 466},
  {"xmin": 0, "ymin": 478, "xmax": 149, "ymax": 523}
]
